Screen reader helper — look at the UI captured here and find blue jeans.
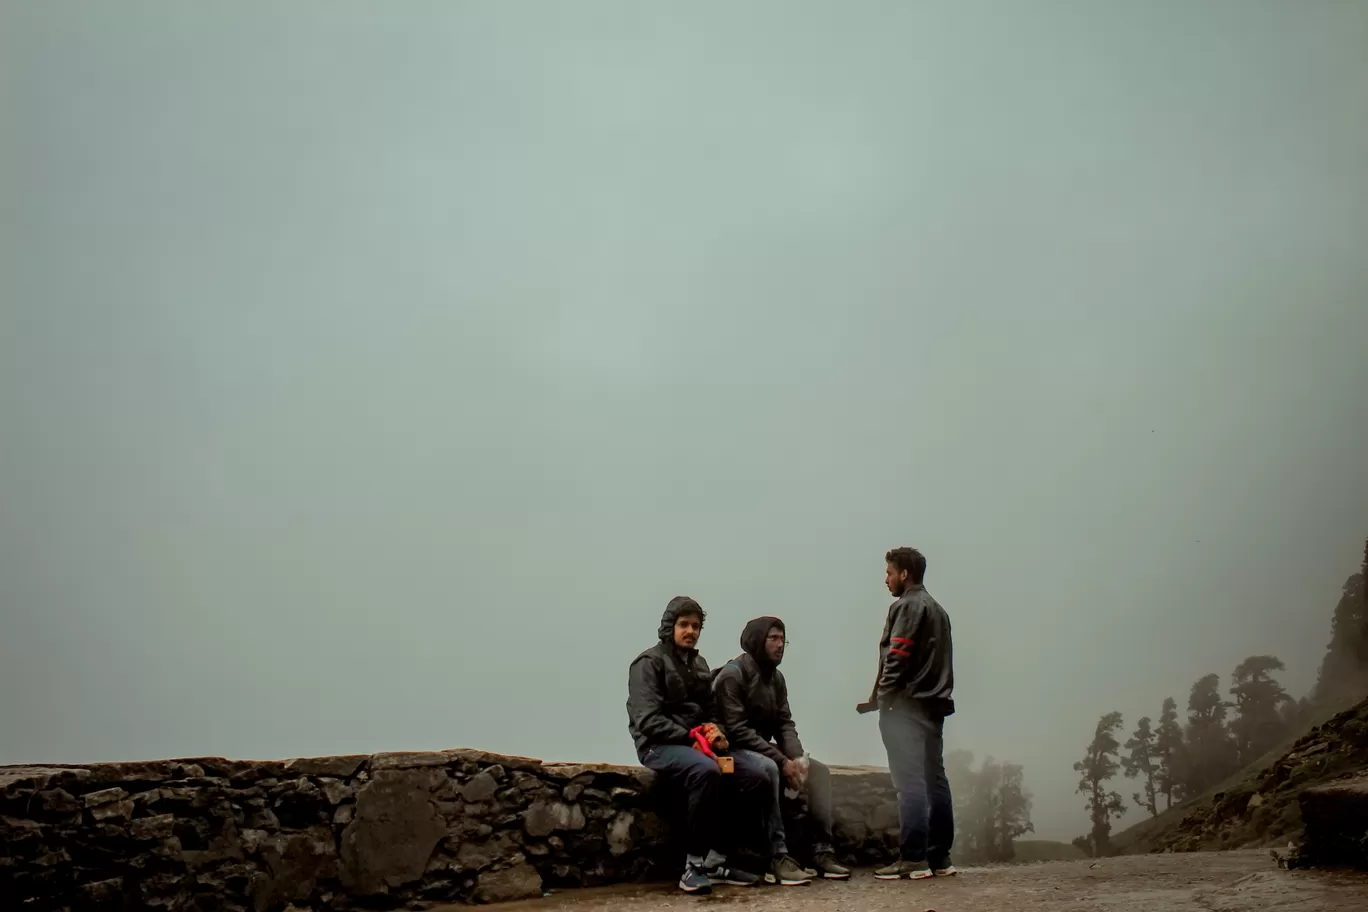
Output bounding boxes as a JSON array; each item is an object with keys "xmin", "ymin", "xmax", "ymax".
[
  {"xmin": 731, "ymin": 750, "xmax": 836, "ymax": 859},
  {"xmin": 640, "ymin": 744, "xmax": 769, "ymax": 859},
  {"xmin": 878, "ymin": 698, "xmax": 954, "ymax": 865}
]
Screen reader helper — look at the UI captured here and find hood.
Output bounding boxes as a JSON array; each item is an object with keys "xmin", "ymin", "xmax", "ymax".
[
  {"xmin": 659, "ymin": 596, "xmax": 706, "ymax": 643},
  {"xmin": 740, "ymin": 616, "xmax": 785, "ymax": 670}
]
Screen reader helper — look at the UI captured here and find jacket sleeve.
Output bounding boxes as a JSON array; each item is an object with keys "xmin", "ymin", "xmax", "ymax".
[
  {"xmin": 628, "ymin": 656, "xmax": 693, "ymax": 747},
  {"xmin": 774, "ymin": 675, "xmax": 804, "ymax": 760},
  {"xmin": 714, "ymin": 666, "xmax": 787, "ymax": 764},
  {"xmin": 698, "ymin": 661, "xmax": 718, "ymax": 726},
  {"xmin": 875, "ymin": 598, "xmax": 926, "ymax": 705}
]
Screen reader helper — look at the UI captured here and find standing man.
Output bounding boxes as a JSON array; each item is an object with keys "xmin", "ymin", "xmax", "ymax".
[
  {"xmin": 627, "ymin": 596, "xmax": 764, "ymax": 894},
  {"xmin": 858, "ymin": 547, "xmax": 957, "ymax": 881},
  {"xmin": 714, "ymin": 617, "xmax": 853, "ymax": 885}
]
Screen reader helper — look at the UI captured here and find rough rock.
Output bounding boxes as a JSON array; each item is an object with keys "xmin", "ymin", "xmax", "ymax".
[
  {"xmin": 254, "ymin": 826, "xmax": 338, "ymax": 911},
  {"xmin": 1295, "ymin": 770, "xmax": 1368, "ymax": 868},
  {"xmin": 607, "ymin": 812, "xmax": 635, "ymax": 855},
  {"xmin": 340, "ymin": 768, "xmax": 448, "ymax": 895},
  {"xmin": 473, "ymin": 856, "xmax": 543, "ymax": 903},
  {"xmin": 130, "ymin": 814, "xmax": 177, "ymax": 840},
  {"xmin": 456, "ymin": 833, "xmax": 521, "ymax": 871},
  {"xmin": 0, "ymin": 767, "xmax": 89, "ymax": 793},
  {"xmin": 525, "ymin": 799, "xmax": 587, "ymax": 837},
  {"xmin": 90, "ymin": 798, "xmax": 135, "ymax": 822},
  {"xmin": 462, "ymin": 771, "xmax": 500, "ymax": 803},
  {"xmin": 371, "ymin": 751, "xmax": 456, "ymax": 771},
  {"xmin": 319, "ymin": 777, "xmax": 353, "ymax": 805},
  {"xmin": 284, "ymin": 755, "xmax": 367, "ymax": 778},
  {"xmin": 83, "ymin": 787, "xmax": 129, "ymax": 808}
]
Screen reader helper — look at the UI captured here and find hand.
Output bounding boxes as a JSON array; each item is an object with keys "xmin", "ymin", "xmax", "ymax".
[
  {"xmin": 856, "ymin": 701, "xmax": 878, "ymax": 715},
  {"xmin": 782, "ymin": 759, "xmax": 805, "ymax": 788},
  {"xmin": 703, "ymin": 724, "xmax": 727, "ymax": 750}
]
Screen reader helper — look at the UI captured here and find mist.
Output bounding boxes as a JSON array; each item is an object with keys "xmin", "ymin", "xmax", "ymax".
[{"xmin": 3, "ymin": 1, "xmax": 1367, "ymax": 842}]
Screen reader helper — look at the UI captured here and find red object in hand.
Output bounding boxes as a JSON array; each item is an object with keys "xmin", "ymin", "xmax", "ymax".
[
  {"xmin": 689, "ymin": 726, "xmax": 733, "ymax": 773},
  {"xmin": 690, "ymin": 726, "xmax": 717, "ymax": 757}
]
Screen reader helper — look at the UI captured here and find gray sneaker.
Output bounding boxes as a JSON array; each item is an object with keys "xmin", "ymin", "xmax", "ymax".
[
  {"xmin": 678, "ymin": 862, "xmax": 711, "ymax": 894},
  {"xmin": 874, "ymin": 859, "xmax": 933, "ymax": 880},
  {"xmin": 812, "ymin": 852, "xmax": 852, "ymax": 880},
  {"xmin": 770, "ymin": 855, "xmax": 812, "ymax": 886}
]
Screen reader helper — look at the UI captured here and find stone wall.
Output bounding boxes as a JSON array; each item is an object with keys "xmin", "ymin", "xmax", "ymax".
[
  {"xmin": 1292, "ymin": 770, "xmax": 1368, "ymax": 869},
  {"xmin": 1, "ymin": 750, "xmax": 900, "ymax": 911}
]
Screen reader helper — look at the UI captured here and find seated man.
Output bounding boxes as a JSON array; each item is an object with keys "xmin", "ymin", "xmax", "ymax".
[
  {"xmin": 626, "ymin": 596, "xmax": 765, "ymax": 895},
  {"xmin": 714, "ymin": 616, "xmax": 852, "ymax": 884}
]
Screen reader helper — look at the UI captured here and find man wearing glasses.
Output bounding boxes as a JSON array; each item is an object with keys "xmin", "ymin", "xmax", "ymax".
[{"xmin": 713, "ymin": 616, "xmax": 851, "ymax": 885}]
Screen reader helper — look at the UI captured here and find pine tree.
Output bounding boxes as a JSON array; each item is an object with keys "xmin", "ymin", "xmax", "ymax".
[
  {"xmin": 1182, "ymin": 674, "xmax": 1238, "ymax": 796},
  {"xmin": 993, "ymin": 762, "xmax": 1035, "ymax": 860},
  {"xmin": 1074, "ymin": 711, "xmax": 1127, "ymax": 855},
  {"xmin": 1312, "ymin": 549, "xmax": 1368, "ymax": 705},
  {"xmin": 1154, "ymin": 697, "xmax": 1184, "ymax": 809},
  {"xmin": 948, "ymin": 752, "xmax": 1035, "ymax": 862},
  {"xmin": 1121, "ymin": 716, "xmax": 1159, "ymax": 816},
  {"xmin": 1229, "ymin": 655, "xmax": 1292, "ymax": 763}
]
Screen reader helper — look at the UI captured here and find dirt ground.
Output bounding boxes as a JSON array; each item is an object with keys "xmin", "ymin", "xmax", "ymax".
[{"xmin": 452, "ymin": 851, "xmax": 1368, "ymax": 912}]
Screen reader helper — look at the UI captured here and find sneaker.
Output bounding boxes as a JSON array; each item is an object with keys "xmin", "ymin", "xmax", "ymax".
[
  {"xmin": 678, "ymin": 862, "xmax": 711, "ymax": 894},
  {"xmin": 769, "ymin": 855, "xmax": 812, "ymax": 886},
  {"xmin": 705, "ymin": 863, "xmax": 761, "ymax": 887},
  {"xmin": 934, "ymin": 864, "xmax": 958, "ymax": 877},
  {"xmin": 874, "ymin": 859, "xmax": 934, "ymax": 881},
  {"xmin": 811, "ymin": 852, "xmax": 851, "ymax": 880}
]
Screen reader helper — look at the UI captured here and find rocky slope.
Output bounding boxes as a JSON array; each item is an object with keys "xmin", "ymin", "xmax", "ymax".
[{"xmin": 1125, "ymin": 697, "xmax": 1368, "ymax": 855}]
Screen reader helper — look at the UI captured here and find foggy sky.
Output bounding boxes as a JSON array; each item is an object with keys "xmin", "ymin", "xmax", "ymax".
[{"xmin": 3, "ymin": 2, "xmax": 1366, "ymax": 841}]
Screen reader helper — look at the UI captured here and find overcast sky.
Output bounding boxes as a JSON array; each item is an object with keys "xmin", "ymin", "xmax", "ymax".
[{"xmin": 3, "ymin": 2, "xmax": 1366, "ymax": 842}]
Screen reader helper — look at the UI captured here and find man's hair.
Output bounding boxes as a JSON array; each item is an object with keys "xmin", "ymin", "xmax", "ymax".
[
  {"xmin": 885, "ymin": 547, "xmax": 927, "ymax": 584},
  {"xmin": 677, "ymin": 604, "xmax": 705, "ymax": 624},
  {"xmin": 672, "ymin": 596, "xmax": 706, "ymax": 626}
]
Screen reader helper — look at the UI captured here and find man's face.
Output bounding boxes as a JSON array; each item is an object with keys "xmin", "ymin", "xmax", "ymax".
[
  {"xmin": 673, "ymin": 613, "xmax": 702, "ymax": 649},
  {"xmin": 765, "ymin": 626, "xmax": 786, "ymax": 664},
  {"xmin": 885, "ymin": 561, "xmax": 909, "ymax": 597}
]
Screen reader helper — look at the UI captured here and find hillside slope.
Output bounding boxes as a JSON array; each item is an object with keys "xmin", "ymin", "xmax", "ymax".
[{"xmin": 1113, "ymin": 696, "xmax": 1368, "ymax": 854}]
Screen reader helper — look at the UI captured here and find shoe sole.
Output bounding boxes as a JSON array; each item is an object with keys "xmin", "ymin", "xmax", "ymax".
[
  {"xmin": 775, "ymin": 878, "xmax": 812, "ymax": 886},
  {"xmin": 714, "ymin": 879, "xmax": 759, "ymax": 887},
  {"xmin": 678, "ymin": 882, "xmax": 711, "ymax": 894},
  {"xmin": 874, "ymin": 871, "xmax": 934, "ymax": 881},
  {"xmin": 821, "ymin": 872, "xmax": 851, "ymax": 880}
]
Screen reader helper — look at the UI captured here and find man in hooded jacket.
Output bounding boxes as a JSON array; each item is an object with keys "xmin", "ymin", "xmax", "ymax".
[
  {"xmin": 713, "ymin": 617, "xmax": 852, "ymax": 884},
  {"xmin": 626, "ymin": 596, "xmax": 766, "ymax": 894}
]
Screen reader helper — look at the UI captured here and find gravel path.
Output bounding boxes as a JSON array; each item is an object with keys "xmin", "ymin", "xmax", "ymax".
[{"xmin": 451, "ymin": 851, "xmax": 1368, "ymax": 912}]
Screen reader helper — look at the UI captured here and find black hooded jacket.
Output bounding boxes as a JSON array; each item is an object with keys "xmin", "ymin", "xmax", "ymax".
[
  {"xmin": 712, "ymin": 616, "xmax": 803, "ymax": 766},
  {"xmin": 626, "ymin": 597, "xmax": 717, "ymax": 756}
]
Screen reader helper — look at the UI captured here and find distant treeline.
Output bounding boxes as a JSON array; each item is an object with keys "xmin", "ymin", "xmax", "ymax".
[
  {"xmin": 1071, "ymin": 538, "xmax": 1368, "ymax": 856},
  {"xmin": 944, "ymin": 751, "xmax": 1035, "ymax": 863}
]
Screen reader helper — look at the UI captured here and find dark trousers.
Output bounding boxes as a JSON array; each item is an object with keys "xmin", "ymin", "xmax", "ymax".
[
  {"xmin": 878, "ymin": 698, "xmax": 954, "ymax": 865},
  {"xmin": 732, "ymin": 750, "xmax": 836, "ymax": 860},
  {"xmin": 640, "ymin": 744, "xmax": 769, "ymax": 859}
]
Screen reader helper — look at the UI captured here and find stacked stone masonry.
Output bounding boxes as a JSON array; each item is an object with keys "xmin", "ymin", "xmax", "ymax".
[
  {"xmin": 0, "ymin": 750, "xmax": 901, "ymax": 911},
  {"xmin": 1294, "ymin": 771, "xmax": 1368, "ymax": 869}
]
